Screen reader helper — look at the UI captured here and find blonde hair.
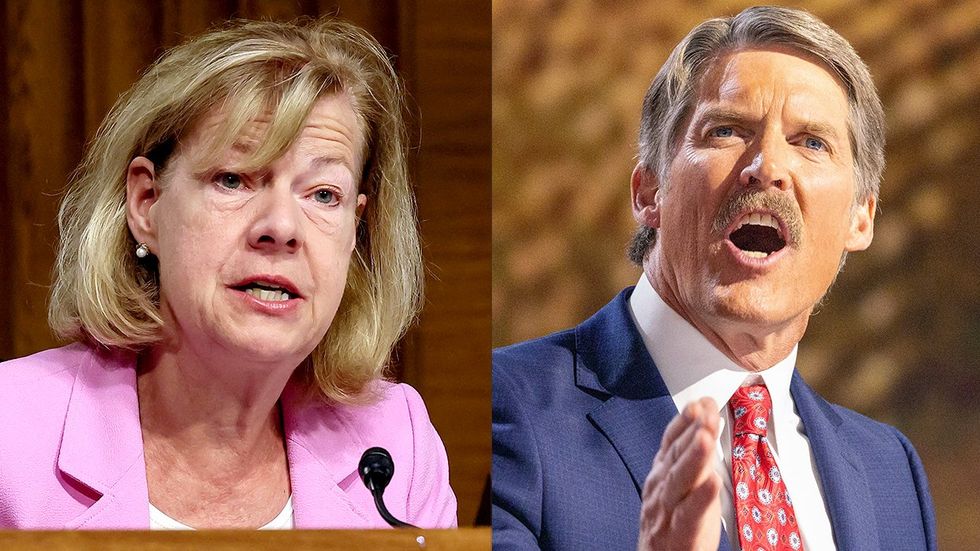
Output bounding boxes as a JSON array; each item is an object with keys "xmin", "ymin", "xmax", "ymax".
[
  {"xmin": 49, "ymin": 17, "xmax": 423, "ymax": 404},
  {"xmin": 628, "ymin": 6, "xmax": 885, "ymax": 264}
]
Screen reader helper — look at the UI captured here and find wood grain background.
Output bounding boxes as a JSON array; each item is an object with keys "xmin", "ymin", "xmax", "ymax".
[{"xmin": 0, "ymin": 0, "xmax": 490, "ymax": 526}]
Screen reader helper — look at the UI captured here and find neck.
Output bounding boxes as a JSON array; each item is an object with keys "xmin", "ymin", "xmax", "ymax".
[
  {"xmin": 136, "ymin": 339, "xmax": 296, "ymax": 469},
  {"xmin": 137, "ymin": 339, "xmax": 295, "ymax": 526},
  {"xmin": 644, "ymin": 264, "xmax": 808, "ymax": 372}
]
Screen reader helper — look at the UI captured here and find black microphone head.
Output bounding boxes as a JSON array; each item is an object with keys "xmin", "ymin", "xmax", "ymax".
[{"xmin": 359, "ymin": 446, "xmax": 395, "ymax": 493}]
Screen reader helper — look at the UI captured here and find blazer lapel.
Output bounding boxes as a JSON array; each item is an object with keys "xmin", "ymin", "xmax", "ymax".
[
  {"xmin": 791, "ymin": 372, "xmax": 879, "ymax": 550},
  {"xmin": 577, "ymin": 290, "xmax": 732, "ymax": 551},
  {"xmin": 57, "ymin": 345, "xmax": 149, "ymax": 529},
  {"xmin": 280, "ymin": 380, "xmax": 377, "ymax": 528},
  {"xmin": 576, "ymin": 291, "xmax": 676, "ymax": 492}
]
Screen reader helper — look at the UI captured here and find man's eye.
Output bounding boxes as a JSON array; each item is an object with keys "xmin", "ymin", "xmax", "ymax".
[
  {"xmin": 711, "ymin": 126, "xmax": 735, "ymax": 138},
  {"xmin": 313, "ymin": 189, "xmax": 337, "ymax": 204},
  {"xmin": 804, "ymin": 137, "xmax": 826, "ymax": 151},
  {"xmin": 216, "ymin": 172, "xmax": 243, "ymax": 190}
]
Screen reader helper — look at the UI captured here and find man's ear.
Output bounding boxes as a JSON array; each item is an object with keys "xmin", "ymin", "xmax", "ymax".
[
  {"xmin": 844, "ymin": 194, "xmax": 876, "ymax": 252},
  {"xmin": 631, "ymin": 164, "xmax": 662, "ymax": 229},
  {"xmin": 126, "ymin": 156, "xmax": 162, "ymax": 252}
]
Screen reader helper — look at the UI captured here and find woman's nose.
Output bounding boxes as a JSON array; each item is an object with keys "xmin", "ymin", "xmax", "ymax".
[{"xmin": 247, "ymin": 187, "xmax": 304, "ymax": 253}]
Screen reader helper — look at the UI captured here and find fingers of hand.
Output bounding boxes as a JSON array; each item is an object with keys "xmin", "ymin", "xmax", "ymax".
[
  {"xmin": 640, "ymin": 397, "xmax": 722, "ymax": 543},
  {"xmin": 694, "ymin": 397, "xmax": 721, "ymax": 439},
  {"xmin": 639, "ymin": 437, "xmax": 722, "ymax": 550},
  {"xmin": 670, "ymin": 471, "xmax": 723, "ymax": 543},
  {"xmin": 658, "ymin": 398, "xmax": 720, "ymax": 453},
  {"xmin": 660, "ymin": 420, "xmax": 717, "ymax": 510},
  {"xmin": 657, "ymin": 401, "xmax": 701, "ymax": 455},
  {"xmin": 641, "ymin": 420, "xmax": 696, "ymax": 534}
]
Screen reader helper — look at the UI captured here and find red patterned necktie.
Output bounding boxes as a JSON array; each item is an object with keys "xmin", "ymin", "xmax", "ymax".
[{"xmin": 729, "ymin": 384, "xmax": 804, "ymax": 550}]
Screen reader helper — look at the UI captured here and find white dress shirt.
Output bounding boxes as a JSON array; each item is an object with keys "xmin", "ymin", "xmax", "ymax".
[{"xmin": 627, "ymin": 274, "xmax": 836, "ymax": 551}]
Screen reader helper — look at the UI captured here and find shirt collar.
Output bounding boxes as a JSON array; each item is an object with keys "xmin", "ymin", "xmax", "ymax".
[{"xmin": 627, "ymin": 273, "xmax": 798, "ymax": 420}]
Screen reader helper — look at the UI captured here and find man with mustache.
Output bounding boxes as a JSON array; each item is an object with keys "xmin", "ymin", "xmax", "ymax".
[{"xmin": 492, "ymin": 6, "xmax": 936, "ymax": 551}]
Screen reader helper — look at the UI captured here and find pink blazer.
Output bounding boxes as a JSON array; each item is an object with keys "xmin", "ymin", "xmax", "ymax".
[{"xmin": 0, "ymin": 343, "xmax": 457, "ymax": 529}]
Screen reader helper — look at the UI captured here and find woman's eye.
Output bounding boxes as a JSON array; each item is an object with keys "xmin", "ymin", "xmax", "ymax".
[
  {"xmin": 804, "ymin": 137, "xmax": 827, "ymax": 151},
  {"xmin": 710, "ymin": 126, "xmax": 735, "ymax": 138},
  {"xmin": 216, "ymin": 172, "xmax": 243, "ymax": 190},
  {"xmin": 313, "ymin": 189, "xmax": 337, "ymax": 204}
]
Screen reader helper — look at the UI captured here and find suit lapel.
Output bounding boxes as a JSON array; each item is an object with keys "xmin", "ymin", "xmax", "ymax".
[
  {"xmin": 575, "ymin": 290, "xmax": 732, "ymax": 551},
  {"xmin": 791, "ymin": 372, "xmax": 879, "ymax": 550},
  {"xmin": 58, "ymin": 345, "xmax": 149, "ymax": 529},
  {"xmin": 280, "ymin": 380, "xmax": 377, "ymax": 528},
  {"xmin": 576, "ymin": 290, "xmax": 675, "ymax": 492},
  {"xmin": 588, "ymin": 396, "xmax": 678, "ymax": 493}
]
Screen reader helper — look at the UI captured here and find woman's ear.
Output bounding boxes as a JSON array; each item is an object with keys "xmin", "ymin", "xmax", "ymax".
[
  {"xmin": 352, "ymin": 193, "xmax": 368, "ymax": 253},
  {"xmin": 126, "ymin": 156, "xmax": 162, "ymax": 252}
]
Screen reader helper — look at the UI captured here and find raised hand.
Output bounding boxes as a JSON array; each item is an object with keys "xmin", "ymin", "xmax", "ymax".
[{"xmin": 637, "ymin": 397, "xmax": 722, "ymax": 551}]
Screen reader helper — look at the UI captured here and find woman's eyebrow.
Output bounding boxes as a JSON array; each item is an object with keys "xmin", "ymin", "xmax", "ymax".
[
  {"xmin": 309, "ymin": 155, "xmax": 363, "ymax": 183},
  {"xmin": 310, "ymin": 155, "xmax": 353, "ymax": 171}
]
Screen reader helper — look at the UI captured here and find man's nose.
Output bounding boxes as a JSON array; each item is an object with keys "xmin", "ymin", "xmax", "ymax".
[
  {"xmin": 247, "ymin": 186, "xmax": 304, "ymax": 253},
  {"xmin": 739, "ymin": 134, "xmax": 792, "ymax": 191}
]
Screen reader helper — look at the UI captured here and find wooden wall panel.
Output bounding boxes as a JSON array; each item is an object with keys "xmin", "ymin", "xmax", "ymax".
[
  {"xmin": 331, "ymin": 1, "xmax": 399, "ymax": 51},
  {"xmin": 4, "ymin": 0, "xmax": 85, "ymax": 355},
  {"xmin": 402, "ymin": 0, "xmax": 492, "ymax": 526},
  {"xmin": 0, "ymin": 0, "xmax": 11, "ymax": 357},
  {"xmin": 160, "ymin": 0, "xmax": 238, "ymax": 49},
  {"xmin": 82, "ymin": 1, "xmax": 163, "ymax": 134},
  {"xmin": 0, "ymin": 0, "xmax": 489, "ymax": 527}
]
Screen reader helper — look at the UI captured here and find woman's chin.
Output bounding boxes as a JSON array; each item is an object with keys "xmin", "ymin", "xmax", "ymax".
[{"xmin": 208, "ymin": 330, "xmax": 318, "ymax": 369}]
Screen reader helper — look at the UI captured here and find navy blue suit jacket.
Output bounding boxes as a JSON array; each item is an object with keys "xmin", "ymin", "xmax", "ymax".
[{"xmin": 492, "ymin": 289, "xmax": 936, "ymax": 550}]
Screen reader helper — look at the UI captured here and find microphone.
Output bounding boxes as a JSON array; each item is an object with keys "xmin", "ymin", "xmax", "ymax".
[{"xmin": 359, "ymin": 447, "xmax": 417, "ymax": 528}]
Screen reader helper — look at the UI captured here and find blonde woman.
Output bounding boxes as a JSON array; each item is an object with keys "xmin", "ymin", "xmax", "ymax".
[{"xmin": 0, "ymin": 18, "xmax": 456, "ymax": 529}]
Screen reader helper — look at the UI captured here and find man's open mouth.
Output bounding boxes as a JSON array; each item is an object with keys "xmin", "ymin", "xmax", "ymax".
[{"xmin": 727, "ymin": 212, "xmax": 787, "ymax": 258}]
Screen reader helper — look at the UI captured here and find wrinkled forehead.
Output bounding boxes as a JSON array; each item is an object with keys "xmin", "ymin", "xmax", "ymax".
[
  {"xmin": 174, "ymin": 88, "xmax": 368, "ymax": 179},
  {"xmin": 693, "ymin": 46, "xmax": 850, "ymax": 123}
]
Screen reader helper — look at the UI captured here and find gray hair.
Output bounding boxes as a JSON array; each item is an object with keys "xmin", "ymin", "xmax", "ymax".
[{"xmin": 628, "ymin": 5, "xmax": 885, "ymax": 265}]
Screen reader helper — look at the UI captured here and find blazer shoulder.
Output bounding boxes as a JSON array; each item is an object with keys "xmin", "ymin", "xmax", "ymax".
[
  {"xmin": 493, "ymin": 329, "xmax": 576, "ymax": 379},
  {"xmin": 826, "ymin": 400, "xmax": 937, "ymax": 548},
  {"xmin": 0, "ymin": 343, "xmax": 94, "ymax": 428},
  {"xmin": 0, "ymin": 342, "xmax": 91, "ymax": 386},
  {"xmin": 794, "ymin": 373, "xmax": 917, "ymax": 452},
  {"xmin": 827, "ymin": 401, "xmax": 917, "ymax": 449}
]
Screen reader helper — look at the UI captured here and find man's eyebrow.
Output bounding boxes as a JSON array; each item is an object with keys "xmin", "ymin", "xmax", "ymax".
[
  {"xmin": 692, "ymin": 107, "xmax": 753, "ymax": 127},
  {"xmin": 798, "ymin": 121, "xmax": 842, "ymax": 142},
  {"xmin": 693, "ymin": 107, "xmax": 844, "ymax": 141}
]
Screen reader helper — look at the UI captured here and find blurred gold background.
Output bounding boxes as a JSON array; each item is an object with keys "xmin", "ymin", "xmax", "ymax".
[{"xmin": 493, "ymin": 0, "xmax": 980, "ymax": 548}]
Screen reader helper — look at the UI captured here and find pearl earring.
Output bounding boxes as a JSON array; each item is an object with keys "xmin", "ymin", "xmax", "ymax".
[{"xmin": 135, "ymin": 243, "xmax": 150, "ymax": 258}]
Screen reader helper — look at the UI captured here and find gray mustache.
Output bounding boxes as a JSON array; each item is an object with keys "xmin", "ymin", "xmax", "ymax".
[{"xmin": 712, "ymin": 190, "xmax": 803, "ymax": 245}]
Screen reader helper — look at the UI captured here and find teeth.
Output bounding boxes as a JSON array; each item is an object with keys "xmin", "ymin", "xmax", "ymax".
[
  {"xmin": 742, "ymin": 250, "xmax": 770, "ymax": 259},
  {"xmin": 735, "ymin": 212, "xmax": 780, "ymax": 232},
  {"xmin": 255, "ymin": 281, "xmax": 284, "ymax": 291},
  {"xmin": 245, "ymin": 288, "xmax": 290, "ymax": 301}
]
